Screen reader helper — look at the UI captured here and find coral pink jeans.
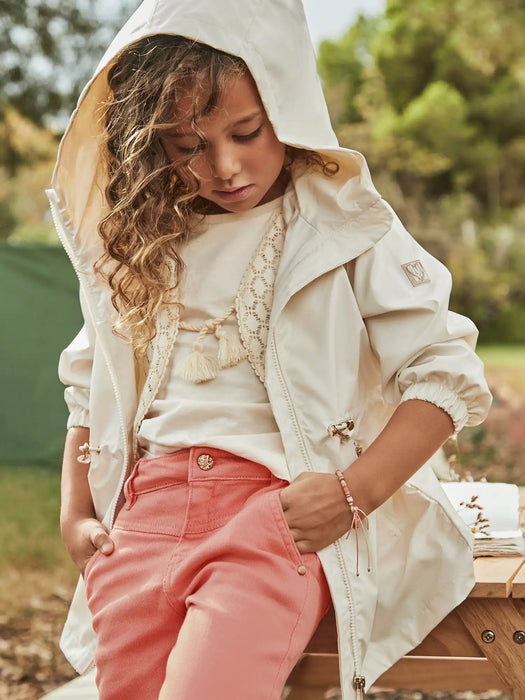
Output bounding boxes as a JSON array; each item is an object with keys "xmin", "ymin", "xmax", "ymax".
[{"xmin": 84, "ymin": 447, "xmax": 332, "ymax": 699}]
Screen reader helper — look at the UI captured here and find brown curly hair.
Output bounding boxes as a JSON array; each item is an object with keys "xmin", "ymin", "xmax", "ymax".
[{"xmin": 95, "ymin": 34, "xmax": 339, "ymax": 355}]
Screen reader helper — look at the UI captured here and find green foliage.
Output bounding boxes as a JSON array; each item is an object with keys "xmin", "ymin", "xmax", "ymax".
[
  {"xmin": 318, "ymin": 16, "xmax": 379, "ymax": 123},
  {"xmin": 320, "ymin": 0, "xmax": 525, "ymax": 343},
  {"xmin": 0, "ymin": 1, "xmax": 140, "ymax": 241},
  {"xmin": 0, "ymin": 0, "xmax": 139, "ymax": 172},
  {"xmin": 321, "ymin": 0, "xmax": 525, "ymax": 207}
]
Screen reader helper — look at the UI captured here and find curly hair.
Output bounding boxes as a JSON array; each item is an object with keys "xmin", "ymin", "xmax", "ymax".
[{"xmin": 95, "ymin": 34, "xmax": 339, "ymax": 356}]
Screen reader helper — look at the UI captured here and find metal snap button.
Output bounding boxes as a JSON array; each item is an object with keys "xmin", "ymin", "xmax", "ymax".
[
  {"xmin": 197, "ymin": 454, "xmax": 214, "ymax": 470},
  {"xmin": 297, "ymin": 565, "xmax": 307, "ymax": 575}
]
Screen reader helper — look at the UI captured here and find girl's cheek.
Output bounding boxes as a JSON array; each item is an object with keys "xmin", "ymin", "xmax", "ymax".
[{"xmin": 190, "ymin": 156, "xmax": 213, "ymax": 182}]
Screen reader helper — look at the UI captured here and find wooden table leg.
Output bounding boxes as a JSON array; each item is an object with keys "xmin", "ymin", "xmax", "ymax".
[{"xmin": 457, "ymin": 597, "xmax": 525, "ymax": 696}]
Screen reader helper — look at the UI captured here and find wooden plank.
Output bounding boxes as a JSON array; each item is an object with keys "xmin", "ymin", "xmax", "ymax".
[
  {"xmin": 471, "ymin": 556, "xmax": 525, "ymax": 597},
  {"xmin": 285, "ymin": 654, "xmax": 340, "ymax": 689},
  {"xmin": 407, "ymin": 609, "xmax": 483, "ymax": 657},
  {"xmin": 511, "ymin": 558, "xmax": 525, "ymax": 598},
  {"xmin": 458, "ymin": 597, "xmax": 525, "ymax": 696},
  {"xmin": 375, "ymin": 656, "xmax": 508, "ymax": 691}
]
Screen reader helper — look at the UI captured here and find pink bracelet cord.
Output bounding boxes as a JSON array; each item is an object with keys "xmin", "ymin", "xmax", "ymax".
[{"xmin": 335, "ymin": 469, "xmax": 371, "ymax": 576}]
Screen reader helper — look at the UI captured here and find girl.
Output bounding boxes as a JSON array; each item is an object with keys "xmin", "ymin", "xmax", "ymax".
[{"xmin": 48, "ymin": 1, "xmax": 492, "ymax": 698}]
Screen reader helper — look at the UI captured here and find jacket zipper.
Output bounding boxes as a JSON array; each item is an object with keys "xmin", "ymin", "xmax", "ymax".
[
  {"xmin": 47, "ymin": 192, "xmax": 129, "ymax": 529},
  {"xmin": 270, "ymin": 330, "xmax": 365, "ymax": 698}
]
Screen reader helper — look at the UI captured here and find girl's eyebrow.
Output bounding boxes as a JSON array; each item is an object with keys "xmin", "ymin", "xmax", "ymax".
[{"xmin": 168, "ymin": 110, "xmax": 264, "ymax": 138}]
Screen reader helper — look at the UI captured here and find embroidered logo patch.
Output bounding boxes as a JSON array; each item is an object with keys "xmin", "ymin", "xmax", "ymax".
[{"xmin": 401, "ymin": 260, "xmax": 431, "ymax": 287}]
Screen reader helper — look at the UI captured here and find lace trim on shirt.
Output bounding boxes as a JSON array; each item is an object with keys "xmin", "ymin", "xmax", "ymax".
[
  {"xmin": 132, "ymin": 272, "xmax": 179, "ymax": 460},
  {"xmin": 235, "ymin": 210, "xmax": 286, "ymax": 384}
]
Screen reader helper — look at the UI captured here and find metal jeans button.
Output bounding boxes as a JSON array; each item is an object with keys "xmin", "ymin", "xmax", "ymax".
[{"xmin": 197, "ymin": 454, "xmax": 214, "ymax": 470}]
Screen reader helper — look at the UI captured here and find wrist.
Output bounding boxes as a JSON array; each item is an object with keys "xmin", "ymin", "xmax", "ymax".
[{"xmin": 339, "ymin": 467, "xmax": 372, "ymax": 516}]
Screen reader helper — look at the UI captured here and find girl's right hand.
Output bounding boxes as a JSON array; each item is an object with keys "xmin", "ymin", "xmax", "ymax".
[{"xmin": 61, "ymin": 516, "xmax": 114, "ymax": 575}]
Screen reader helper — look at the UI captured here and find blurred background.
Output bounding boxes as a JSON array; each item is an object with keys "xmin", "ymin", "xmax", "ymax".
[{"xmin": 0, "ymin": 1, "xmax": 523, "ymax": 698}]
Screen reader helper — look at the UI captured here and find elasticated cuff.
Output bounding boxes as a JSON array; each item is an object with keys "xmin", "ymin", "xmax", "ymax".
[
  {"xmin": 400, "ymin": 382, "xmax": 469, "ymax": 434},
  {"xmin": 66, "ymin": 408, "xmax": 90, "ymax": 430}
]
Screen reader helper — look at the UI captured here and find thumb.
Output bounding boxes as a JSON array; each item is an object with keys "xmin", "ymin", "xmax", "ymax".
[{"xmin": 90, "ymin": 526, "xmax": 114, "ymax": 555}]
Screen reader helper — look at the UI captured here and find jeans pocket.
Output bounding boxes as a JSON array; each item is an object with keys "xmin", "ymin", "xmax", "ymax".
[
  {"xmin": 268, "ymin": 488, "xmax": 305, "ymax": 567},
  {"xmin": 83, "ymin": 549, "xmax": 103, "ymax": 604}
]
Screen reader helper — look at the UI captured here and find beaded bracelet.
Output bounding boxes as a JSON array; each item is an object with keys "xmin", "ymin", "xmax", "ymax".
[{"xmin": 335, "ymin": 469, "xmax": 371, "ymax": 576}]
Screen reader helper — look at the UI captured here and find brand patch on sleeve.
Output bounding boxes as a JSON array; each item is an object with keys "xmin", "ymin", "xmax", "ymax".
[{"xmin": 401, "ymin": 260, "xmax": 431, "ymax": 287}]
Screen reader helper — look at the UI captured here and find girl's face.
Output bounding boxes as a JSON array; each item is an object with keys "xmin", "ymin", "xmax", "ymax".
[{"xmin": 161, "ymin": 72, "xmax": 287, "ymax": 214}]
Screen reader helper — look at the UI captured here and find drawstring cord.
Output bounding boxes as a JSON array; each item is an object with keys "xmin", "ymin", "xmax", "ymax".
[{"xmin": 335, "ymin": 469, "xmax": 371, "ymax": 576}]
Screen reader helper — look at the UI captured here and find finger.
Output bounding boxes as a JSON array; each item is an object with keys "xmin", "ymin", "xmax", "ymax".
[
  {"xmin": 278, "ymin": 488, "xmax": 289, "ymax": 511},
  {"xmin": 90, "ymin": 528, "xmax": 114, "ymax": 555}
]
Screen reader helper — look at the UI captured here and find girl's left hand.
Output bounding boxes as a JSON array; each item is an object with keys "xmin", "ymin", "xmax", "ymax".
[{"xmin": 278, "ymin": 472, "xmax": 355, "ymax": 554}]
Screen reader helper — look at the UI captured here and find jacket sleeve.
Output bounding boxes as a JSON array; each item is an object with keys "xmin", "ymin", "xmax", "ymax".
[
  {"xmin": 348, "ymin": 209, "xmax": 492, "ymax": 433},
  {"xmin": 58, "ymin": 287, "xmax": 94, "ymax": 430}
]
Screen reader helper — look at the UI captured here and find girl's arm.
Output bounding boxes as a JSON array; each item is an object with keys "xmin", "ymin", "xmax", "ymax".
[
  {"xmin": 342, "ymin": 398, "xmax": 454, "ymax": 514},
  {"xmin": 60, "ymin": 426, "xmax": 114, "ymax": 574},
  {"xmin": 280, "ymin": 400, "xmax": 454, "ymax": 552},
  {"xmin": 279, "ymin": 399, "xmax": 454, "ymax": 554}
]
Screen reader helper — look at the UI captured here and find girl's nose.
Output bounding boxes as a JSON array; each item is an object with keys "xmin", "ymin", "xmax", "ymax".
[{"xmin": 209, "ymin": 146, "xmax": 241, "ymax": 181}]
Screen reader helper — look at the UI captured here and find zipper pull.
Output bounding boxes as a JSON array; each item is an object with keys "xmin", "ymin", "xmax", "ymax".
[{"xmin": 353, "ymin": 674, "xmax": 366, "ymax": 697}]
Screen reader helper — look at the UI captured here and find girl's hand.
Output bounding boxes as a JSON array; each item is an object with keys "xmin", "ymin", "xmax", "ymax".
[
  {"xmin": 278, "ymin": 472, "xmax": 353, "ymax": 554},
  {"xmin": 61, "ymin": 516, "xmax": 114, "ymax": 575}
]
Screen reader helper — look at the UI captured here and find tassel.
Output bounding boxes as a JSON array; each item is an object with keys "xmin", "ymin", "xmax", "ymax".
[
  {"xmin": 174, "ymin": 341, "xmax": 219, "ymax": 383},
  {"xmin": 216, "ymin": 328, "xmax": 247, "ymax": 368}
]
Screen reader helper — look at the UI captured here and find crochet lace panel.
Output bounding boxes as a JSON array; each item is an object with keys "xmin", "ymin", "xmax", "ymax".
[
  {"xmin": 132, "ymin": 298, "xmax": 179, "ymax": 459},
  {"xmin": 235, "ymin": 210, "xmax": 286, "ymax": 384}
]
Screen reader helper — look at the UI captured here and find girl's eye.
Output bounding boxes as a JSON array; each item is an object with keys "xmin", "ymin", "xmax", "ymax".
[
  {"xmin": 234, "ymin": 125, "xmax": 263, "ymax": 142},
  {"xmin": 176, "ymin": 143, "xmax": 205, "ymax": 155}
]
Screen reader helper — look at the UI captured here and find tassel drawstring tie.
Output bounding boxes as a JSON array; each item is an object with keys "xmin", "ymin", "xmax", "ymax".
[{"xmin": 174, "ymin": 304, "xmax": 247, "ymax": 383}]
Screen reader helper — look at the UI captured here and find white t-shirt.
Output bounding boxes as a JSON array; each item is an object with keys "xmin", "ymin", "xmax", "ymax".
[{"xmin": 137, "ymin": 195, "xmax": 291, "ymax": 482}]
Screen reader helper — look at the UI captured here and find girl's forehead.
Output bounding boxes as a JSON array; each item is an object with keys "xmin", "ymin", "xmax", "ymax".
[{"xmin": 170, "ymin": 72, "xmax": 265, "ymax": 129}]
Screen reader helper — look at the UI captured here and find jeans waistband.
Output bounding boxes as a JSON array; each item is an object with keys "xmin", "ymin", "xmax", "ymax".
[{"xmin": 126, "ymin": 446, "xmax": 278, "ymax": 498}]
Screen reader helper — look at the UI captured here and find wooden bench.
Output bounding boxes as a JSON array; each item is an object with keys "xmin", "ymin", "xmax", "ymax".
[
  {"xmin": 285, "ymin": 556, "xmax": 525, "ymax": 698},
  {"xmin": 285, "ymin": 490, "xmax": 525, "ymax": 698}
]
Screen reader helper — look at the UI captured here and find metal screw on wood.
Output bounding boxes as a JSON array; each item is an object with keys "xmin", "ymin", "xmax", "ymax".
[
  {"xmin": 513, "ymin": 630, "xmax": 525, "ymax": 644},
  {"xmin": 481, "ymin": 629, "xmax": 496, "ymax": 643}
]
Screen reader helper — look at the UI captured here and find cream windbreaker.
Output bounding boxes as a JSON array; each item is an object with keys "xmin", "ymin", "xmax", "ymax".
[{"xmin": 47, "ymin": 1, "xmax": 492, "ymax": 697}]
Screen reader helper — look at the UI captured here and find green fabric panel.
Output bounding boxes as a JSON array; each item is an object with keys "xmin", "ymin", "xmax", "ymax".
[{"xmin": 0, "ymin": 244, "xmax": 82, "ymax": 465}]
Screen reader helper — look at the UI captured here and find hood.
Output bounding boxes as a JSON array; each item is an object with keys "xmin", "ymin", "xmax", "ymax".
[{"xmin": 48, "ymin": 0, "xmax": 384, "ymax": 266}]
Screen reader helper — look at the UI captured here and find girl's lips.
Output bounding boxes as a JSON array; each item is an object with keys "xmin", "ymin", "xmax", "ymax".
[{"xmin": 214, "ymin": 185, "xmax": 254, "ymax": 202}]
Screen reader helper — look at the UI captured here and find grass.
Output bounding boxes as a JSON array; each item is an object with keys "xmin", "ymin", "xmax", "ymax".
[
  {"xmin": 478, "ymin": 344, "xmax": 525, "ymax": 368},
  {"xmin": 0, "ymin": 465, "xmax": 77, "ymax": 613},
  {"xmin": 478, "ymin": 344, "xmax": 525, "ymax": 396}
]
